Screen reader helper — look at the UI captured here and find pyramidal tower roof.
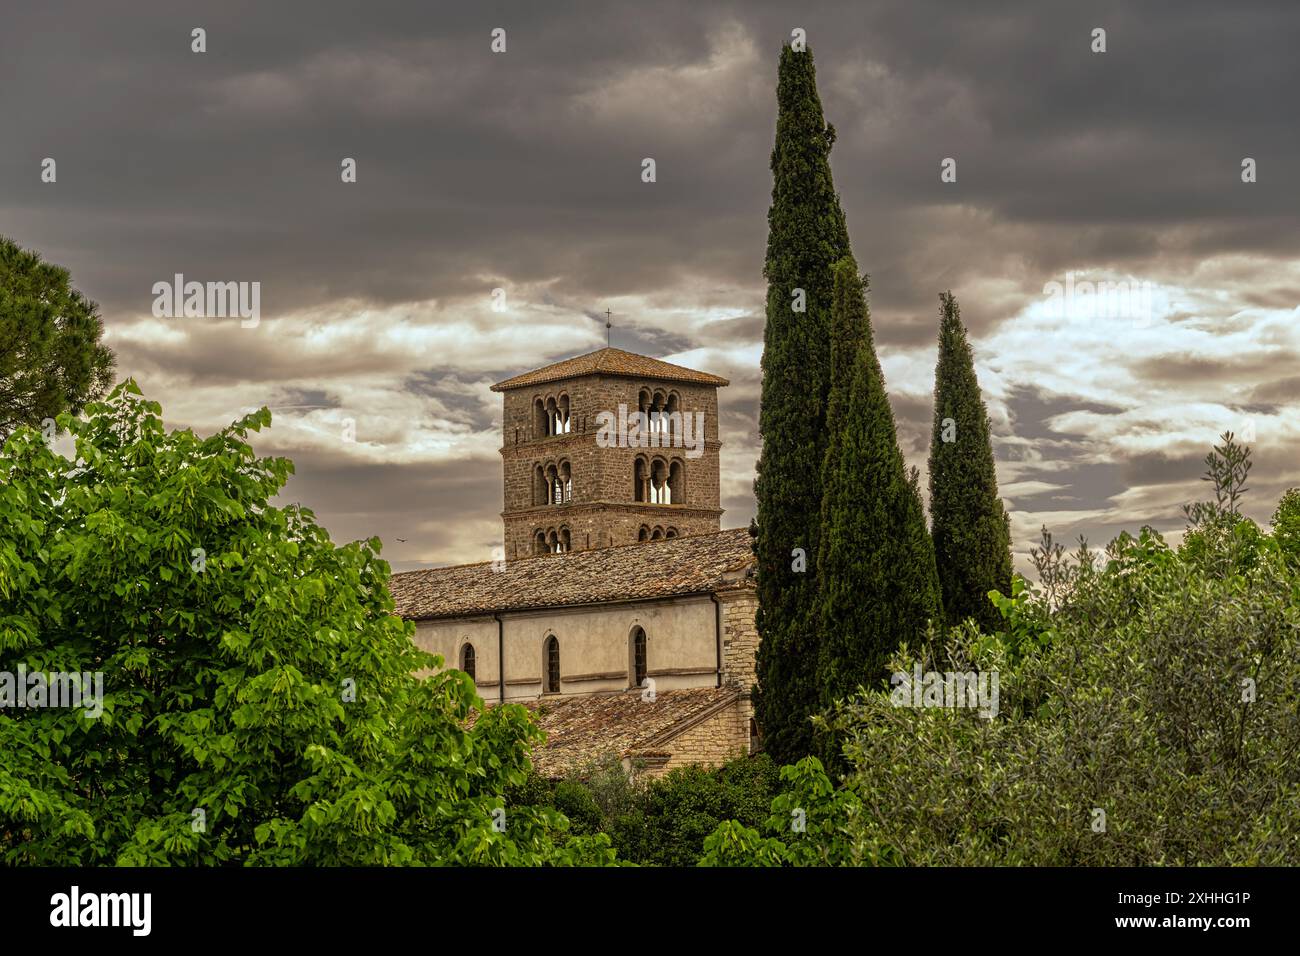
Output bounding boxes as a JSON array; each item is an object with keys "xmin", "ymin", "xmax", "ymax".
[{"xmin": 491, "ymin": 347, "xmax": 729, "ymax": 392}]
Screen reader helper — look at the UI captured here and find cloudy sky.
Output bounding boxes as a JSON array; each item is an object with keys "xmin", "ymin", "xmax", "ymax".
[{"xmin": 4, "ymin": 0, "xmax": 1298, "ymax": 571}]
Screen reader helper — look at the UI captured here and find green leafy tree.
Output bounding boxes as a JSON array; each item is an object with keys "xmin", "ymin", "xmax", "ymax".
[
  {"xmin": 815, "ymin": 258, "xmax": 941, "ymax": 712},
  {"xmin": 927, "ymin": 291, "xmax": 1011, "ymax": 633},
  {"xmin": 753, "ymin": 44, "xmax": 853, "ymax": 764},
  {"xmin": 0, "ymin": 236, "xmax": 114, "ymax": 437},
  {"xmin": 0, "ymin": 381, "xmax": 613, "ymax": 865},
  {"xmin": 1271, "ymin": 487, "xmax": 1300, "ymax": 565},
  {"xmin": 698, "ymin": 757, "xmax": 869, "ymax": 866}
]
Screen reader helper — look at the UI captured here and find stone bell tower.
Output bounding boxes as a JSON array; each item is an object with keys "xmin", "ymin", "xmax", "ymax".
[{"xmin": 492, "ymin": 347, "xmax": 728, "ymax": 559}]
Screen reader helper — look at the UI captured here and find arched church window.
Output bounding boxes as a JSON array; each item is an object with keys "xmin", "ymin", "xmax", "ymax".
[
  {"xmin": 630, "ymin": 626, "xmax": 647, "ymax": 688},
  {"xmin": 545, "ymin": 636, "xmax": 561, "ymax": 694},
  {"xmin": 461, "ymin": 643, "xmax": 476, "ymax": 681}
]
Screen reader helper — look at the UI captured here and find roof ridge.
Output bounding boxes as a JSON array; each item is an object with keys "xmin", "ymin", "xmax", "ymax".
[{"xmin": 491, "ymin": 346, "xmax": 730, "ymax": 391}]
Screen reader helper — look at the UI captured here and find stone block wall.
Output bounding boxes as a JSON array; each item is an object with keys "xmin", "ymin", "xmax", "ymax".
[
  {"xmin": 499, "ymin": 373, "xmax": 724, "ymax": 558},
  {"xmin": 656, "ymin": 698, "xmax": 749, "ymax": 774},
  {"xmin": 719, "ymin": 588, "xmax": 759, "ymax": 728}
]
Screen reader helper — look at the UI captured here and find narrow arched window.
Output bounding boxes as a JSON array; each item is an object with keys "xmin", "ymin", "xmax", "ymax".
[
  {"xmin": 651, "ymin": 390, "xmax": 667, "ymax": 435},
  {"xmin": 461, "ymin": 644, "xmax": 476, "ymax": 681},
  {"xmin": 668, "ymin": 460, "xmax": 684, "ymax": 504},
  {"xmin": 634, "ymin": 457, "xmax": 647, "ymax": 502},
  {"xmin": 533, "ymin": 398, "xmax": 547, "ymax": 439},
  {"xmin": 557, "ymin": 394, "xmax": 571, "ymax": 434},
  {"xmin": 533, "ymin": 464, "xmax": 547, "ymax": 506},
  {"xmin": 544, "ymin": 397, "xmax": 558, "ymax": 436},
  {"xmin": 631, "ymin": 627, "xmax": 647, "ymax": 688},
  {"xmin": 638, "ymin": 526, "xmax": 650, "ymax": 542},
  {"xmin": 534, "ymin": 529, "xmax": 547, "ymax": 554},
  {"xmin": 665, "ymin": 527, "xmax": 678, "ymax": 539},
  {"xmin": 545, "ymin": 636, "xmax": 560, "ymax": 693}
]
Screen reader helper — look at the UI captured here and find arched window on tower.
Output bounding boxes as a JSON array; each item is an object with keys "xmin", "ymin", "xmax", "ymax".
[
  {"xmin": 634, "ymin": 457, "xmax": 648, "ymax": 502},
  {"xmin": 668, "ymin": 459, "xmax": 684, "ymax": 504},
  {"xmin": 663, "ymin": 392, "xmax": 681, "ymax": 444},
  {"xmin": 559, "ymin": 460, "xmax": 572, "ymax": 502},
  {"xmin": 638, "ymin": 525, "xmax": 650, "ymax": 542},
  {"xmin": 556, "ymin": 394, "xmax": 571, "ymax": 434},
  {"xmin": 630, "ymin": 626, "xmax": 647, "ymax": 688},
  {"xmin": 534, "ymin": 529, "xmax": 547, "ymax": 555},
  {"xmin": 650, "ymin": 389, "xmax": 668, "ymax": 434},
  {"xmin": 544, "ymin": 463, "xmax": 558, "ymax": 504},
  {"xmin": 544, "ymin": 397, "xmax": 558, "ymax": 436},
  {"xmin": 461, "ymin": 643, "xmax": 476, "ymax": 682},
  {"xmin": 650, "ymin": 458, "xmax": 670, "ymax": 503},
  {"xmin": 665, "ymin": 527, "xmax": 678, "ymax": 539},
  {"xmin": 533, "ymin": 464, "xmax": 547, "ymax": 506},
  {"xmin": 544, "ymin": 636, "xmax": 561, "ymax": 694},
  {"xmin": 533, "ymin": 398, "xmax": 547, "ymax": 439}
]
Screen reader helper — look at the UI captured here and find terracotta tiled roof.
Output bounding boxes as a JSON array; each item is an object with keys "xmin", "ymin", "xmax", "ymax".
[
  {"xmin": 389, "ymin": 528, "xmax": 754, "ymax": 621},
  {"xmin": 507, "ymin": 686, "xmax": 742, "ymax": 777},
  {"xmin": 491, "ymin": 347, "xmax": 730, "ymax": 391}
]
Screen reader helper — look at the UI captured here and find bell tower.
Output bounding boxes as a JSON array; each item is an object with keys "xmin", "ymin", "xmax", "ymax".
[{"xmin": 492, "ymin": 347, "xmax": 728, "ymax": 558}]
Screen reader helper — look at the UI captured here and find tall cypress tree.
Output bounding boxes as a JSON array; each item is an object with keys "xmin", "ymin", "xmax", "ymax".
[
  {"xmin": 815, "ymin": 258, "xmax": 941, "ymax": 709},
  {"xmin": 752, "ymin": 45, "xmax": 852, "ymax": 765},
  {"xmin": 927, "ymin": 291, "xmax": 1012, "ymax": 633}
]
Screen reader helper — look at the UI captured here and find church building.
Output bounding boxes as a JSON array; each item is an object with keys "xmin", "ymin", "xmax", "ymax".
[{"xmin": 388, "ymin": 347, "xmax": 760, "ymax": 778}]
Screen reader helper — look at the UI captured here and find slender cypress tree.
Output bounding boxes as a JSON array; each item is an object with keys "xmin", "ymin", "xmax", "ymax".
[
  {"xmin": 815, "ymin": 258, "xmax": 942, "ymax": 709},
  {"xmin": 752, "ymin": 45, "xmax": 852, "ymax": 764},
  {"xmin": 927, "ymin": 291, "xmax": 1012, "ymax": 633}
]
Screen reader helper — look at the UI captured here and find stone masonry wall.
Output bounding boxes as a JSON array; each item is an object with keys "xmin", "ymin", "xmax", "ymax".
[
  {"xmin": 656, "ymin": 698, "xmax": 749, "ymax": 774},
  {"xmin": 500, "ymin": 373, "xmax": 723, "ymax": 558},
  {"xmin": 719, "ymin": 588, "xmax": 759, "ymax": 727}
]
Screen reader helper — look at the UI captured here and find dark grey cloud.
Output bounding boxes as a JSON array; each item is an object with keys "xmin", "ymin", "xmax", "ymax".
[{"xmin": 3, "ymin": 0, "xmax": 1298, "ymax": 567}]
